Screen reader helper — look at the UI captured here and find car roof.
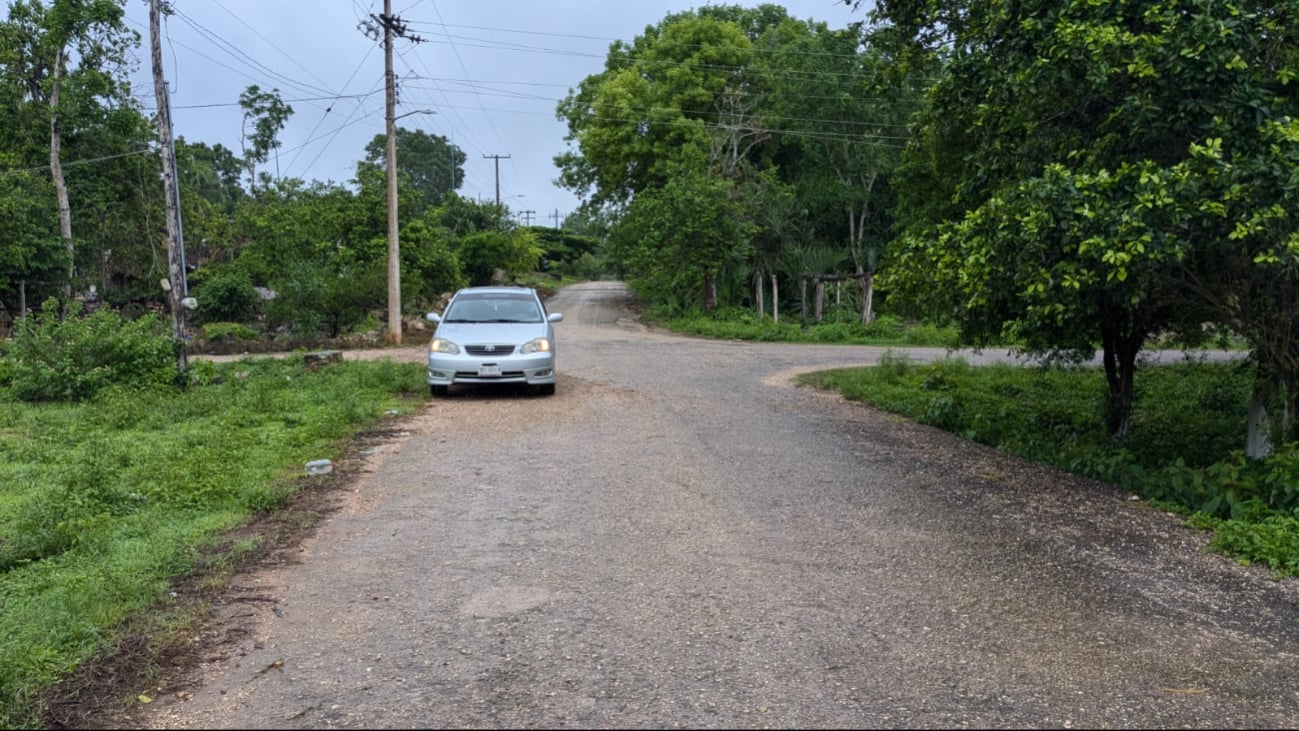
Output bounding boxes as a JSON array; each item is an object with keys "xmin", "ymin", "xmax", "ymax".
[{"xmin": 452, "ymin": 286, "xmax": 538, "ymax": 297}]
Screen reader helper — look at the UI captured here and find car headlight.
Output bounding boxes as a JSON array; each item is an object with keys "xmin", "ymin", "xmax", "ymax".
[
  {"xmin": 519, "ymin": 337, "xmax": 551, "ymax": 355},
  {"xmin": 429, "ymin": 338, "xmax": 460, "ymax": 355}
]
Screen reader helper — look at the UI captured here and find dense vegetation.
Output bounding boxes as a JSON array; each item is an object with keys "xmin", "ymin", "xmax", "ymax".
[{"xmin": 0, "ymin": 0, "xmax": 606, "ymax": 348}]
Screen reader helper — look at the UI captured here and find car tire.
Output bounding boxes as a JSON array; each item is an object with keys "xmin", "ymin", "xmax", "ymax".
[
  {"xmin": 537, "ymin": 383, "xmax": 556, "ymax": 396},
  {"xmin": 430, "ymin": 384, "xmax": 448, "ymax": 397}
]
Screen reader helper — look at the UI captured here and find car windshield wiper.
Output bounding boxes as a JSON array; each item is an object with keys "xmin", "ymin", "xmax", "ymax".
[
  {"xmin": 442, "ymin": 318, "xmax": 476, "ymax": 323},
  {"xmin": 483, "ymin": 318, "xmax": 528, "ymax": 323}
]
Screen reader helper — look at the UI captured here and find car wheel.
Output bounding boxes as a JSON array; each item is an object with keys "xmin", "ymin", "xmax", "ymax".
[
  {"xmin": 430, "ymin": 384, "xmax": 448, "ymax": 397},
  {"xmin": 537, "ymin": 383, "xmax": 556, "ymax": 396}
]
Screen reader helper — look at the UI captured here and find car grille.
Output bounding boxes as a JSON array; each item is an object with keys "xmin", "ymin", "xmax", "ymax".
[
  {"xmin": 466, "ymin": 344, "xmax": 516, "ymax": 356},
  {"xmin": 454, "ymin": 370, "xmax": 525, "ymax": 380}
]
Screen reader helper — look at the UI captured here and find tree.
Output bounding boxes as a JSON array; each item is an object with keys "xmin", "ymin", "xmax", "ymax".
[
  {"xmin": 555, "ymin": 9, "xmax": 779, "ymax": 206},
  {"xmin": 873, "ymin": 0, "xmax": 1299, "ymax": 444},
  {"xmin": 454, "ymin": 230, "xmax": 542, "ymax": 287},
  {"xmin": 757, "ymin": 18, "xmax": 908, "ymax": 324},
  {"xmin": 238, "ymin": 84, "xmax": 292, "ymax": 189},
  {"xmin": 609, "ymin": 148, "xmax": 754, "ymax": 312},
  {"xmin": 0, "ymin": 0, "xmax": 139, "ymax": 298},
  {"xmin": 361, "ymin": 127, "xmax": 465, "ymax": 216}
]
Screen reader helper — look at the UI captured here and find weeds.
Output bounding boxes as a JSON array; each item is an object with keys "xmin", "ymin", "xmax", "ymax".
[{"xmin": 0, "ymin": 355, "xmax": 425, "ymax": 727}]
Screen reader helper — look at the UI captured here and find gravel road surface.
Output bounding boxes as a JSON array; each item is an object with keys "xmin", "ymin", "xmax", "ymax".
[{"xmin": 134, "ymin": 281, "xmax": 1299, "ymax": 729}]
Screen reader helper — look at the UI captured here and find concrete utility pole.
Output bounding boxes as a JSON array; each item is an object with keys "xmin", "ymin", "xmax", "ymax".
[
  {"xmin": 382, "ymin": 0, "xmax": 400, "ymax": 345},
  {"xmin": 149, "ymin": 0, "xmax": 187, "ymax": 373},
  {"xmin": 367, "ymin": 1, "xmax": 424, "ymax": 345},
  {"xmin": 483, "ymin": 153, "xmax": 510, "ymax": 205}
]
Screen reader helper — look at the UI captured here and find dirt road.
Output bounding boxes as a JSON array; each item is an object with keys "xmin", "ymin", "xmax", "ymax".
[{"xmin": 133, "ymin": 281, "xmax": 1299, "ymax": 728}]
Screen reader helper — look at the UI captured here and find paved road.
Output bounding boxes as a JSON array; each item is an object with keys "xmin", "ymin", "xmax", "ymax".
[{"xmin": 143, "ymin": 281, "xmax": 1299, "ymax": 729}]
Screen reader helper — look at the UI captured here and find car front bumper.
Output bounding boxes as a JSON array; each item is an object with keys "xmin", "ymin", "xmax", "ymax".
[{"xmin": 427, "ymin": 352, "xmax": 557, "ymax": 386}]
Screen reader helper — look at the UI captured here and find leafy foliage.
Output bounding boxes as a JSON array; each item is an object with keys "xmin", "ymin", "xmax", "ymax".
[
  {"xmin": 192, "ymin": 270, "xmax": 259, "ymax": 325},
  {"xmin": 2, "ymin": 300, "xmax": 178, "ymax": 401},
  {"xmin": 875, "ymin": 0, "xmax": 1299, "ymax": 445}
]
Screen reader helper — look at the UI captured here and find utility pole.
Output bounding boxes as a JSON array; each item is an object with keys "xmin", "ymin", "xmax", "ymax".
[
  {"xmin": 550, "ymin": 209, "xmax": 562, "ymax": 228},
  {"xmin": 519, "ymin": 210, "xmax": 536, "ymax": 226},
  {"xmin": 382, "ymin": 0, "xmax": 399, "ymax": 345},
  {"xmin": 149, "ymin": 0, "xmax": 187, "ymax": 373},
  {"xmin": 365, "ymin": 2, "xmax": 423, "ymax": 345},
  {"xmin": 483, "ymin": 153, "xmax": 510, "ymax": 205}
]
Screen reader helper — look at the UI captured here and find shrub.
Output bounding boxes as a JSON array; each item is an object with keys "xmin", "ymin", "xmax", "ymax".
[
  {"xmin": 4, "ymin": 300, "xmax": 180, "ymax": 402},
  {"xmin": 201, "ymin": 322, "xmax": 259, "ymax": 342},
  {"xmin": 193, "ymin": 270, "xmax": 260, "ymax": 325}
]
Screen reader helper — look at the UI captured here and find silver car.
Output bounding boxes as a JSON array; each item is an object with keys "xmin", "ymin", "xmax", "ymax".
[{"xmin": 424, "ymin": 286, "xmax": 563, "ymax": 396}]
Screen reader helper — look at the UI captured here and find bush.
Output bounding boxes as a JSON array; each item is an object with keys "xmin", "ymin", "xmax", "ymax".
[
  {"xmin": 193, "ymin": 270, "xmax": 259, "ymax": 325},
  {"xmin": 201, "ymin": 321, "xmax": 259, "ymax": 342},
  {"xmin": 264, "ymin": 261, "xmax": 384, "ymax": 338},
  {"xmin": 3, "ymin": 300, "xmax": 180, "ymax": 402}
]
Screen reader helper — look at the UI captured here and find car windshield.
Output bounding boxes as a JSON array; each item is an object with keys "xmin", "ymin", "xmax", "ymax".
[{"xmin": 443, "ymin": 295, "xmax": 543, "ymax": 323}]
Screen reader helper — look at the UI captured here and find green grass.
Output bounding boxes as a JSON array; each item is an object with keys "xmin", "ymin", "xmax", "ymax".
[
  {"xmin": 0, "ymin": 355, "xmax": 426, "ymax": 727},
  {"xmin": 803, "ymin": 352, "xmax": 1299, "ymax": 577},
  {"xmin": 658, "ymin": 308, "xmax": 961, "ymax": 347}
]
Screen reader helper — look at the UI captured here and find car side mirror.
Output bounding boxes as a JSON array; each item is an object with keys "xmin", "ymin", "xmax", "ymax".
[
  {"xmin": 425, "ymin": 312, "xmax": 442, "ymax": 324},
  {"xmin": 548, "ymin": 313, "xmax": 564, "ymax": 323}
]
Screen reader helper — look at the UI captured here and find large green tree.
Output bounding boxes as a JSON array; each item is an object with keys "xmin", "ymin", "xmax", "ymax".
[
  {"xmin": 609, "ymin": 147, "xmax": 754, "ymax": 312},
  {"xmin": 556, "ymin": 6, "xmax": 794, "ymax": 206},
  {"xmin": 361, "ymin": 127, "xmax": 465, "ymax": 217},
  {"xmin": 0, "ymin": 0, "xmax": 140, "ymax": 298},
  {"xmin": 874, "ymin": 0, "xmax": 1299, "ymax": 445}
]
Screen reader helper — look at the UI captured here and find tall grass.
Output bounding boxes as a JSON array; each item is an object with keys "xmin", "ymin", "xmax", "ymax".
[{"xmin": 0, "ymin": 355, "xmax": 425, "ymax": 727}]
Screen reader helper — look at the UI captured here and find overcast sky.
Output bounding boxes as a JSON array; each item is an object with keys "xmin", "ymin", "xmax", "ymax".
[{"xmin": 121, "ymin": 1, "xmax": 869, "ymax": 225}]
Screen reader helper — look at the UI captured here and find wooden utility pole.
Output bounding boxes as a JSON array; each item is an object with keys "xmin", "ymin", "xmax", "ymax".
[
  {"xmin": 149, "ymin": 0, "xmax": 187, "ymax": 372},
  {"xmin": 483, "ymin": 153, "xmax": 510, "ymax": 205},
  {"xmin": 550, "ymin": 209, "xmax": 562, "ymax": 228},
  {"xmin": 519, "ymin": 210, "xmax": 536, "ymax": 226}
]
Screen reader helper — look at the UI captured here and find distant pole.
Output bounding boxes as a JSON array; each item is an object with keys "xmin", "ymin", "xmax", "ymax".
[
  {"xmin": 149, "ymin": 0, "xmax": 187, "ymax": 373},
  {"xmin": 550, "ymin": 209, "xmax": 561, "ymax": 228},
  {"xmin": 520, "ymin": 210, "xmax": 536, "ymax": 226},
  {"xmin": 483, "ymin": 153, "xmax": 510, "ymax": 205}
]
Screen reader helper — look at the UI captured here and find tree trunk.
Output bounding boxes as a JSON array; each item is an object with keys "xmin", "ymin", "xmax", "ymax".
[
  {"xmin": 49, "ymin": 48, "xmax": 73, "ymax": 299},
  {"xmin": 753, "ymin": 269, "xmax": 765, "ymax": 319},
  {"xmin": 771, "ymin": 273, "xmax": 779, "ymax": 325},
  {"xmin": 1246, "ymin": 386, "xmax": 1273, "ymax": 459},
  {"xmin": 799, "ymin": 276, "xmax": 808, "ymax": 324},
  {"xmin": 857, "ymin": 265, "xmax": 875, "ymax": 325},
  {"xmin": 703, "ymin": 267, "xmax": 717, "ymax": 314},
  {"xmin": 1246, "ymin": 364, "xmax": 1298, "ymax": 459},
  {"xmin": 1100, "ymin": 322, "xmax": 1142, "ymax": 443},
  {"xmin": 814, "ymin": 278, "xmax": 825, "ymax": 323}
]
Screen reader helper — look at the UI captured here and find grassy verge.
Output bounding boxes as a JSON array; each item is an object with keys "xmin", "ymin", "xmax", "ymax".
[
  {"xmin": 803, "ymin": 352, "xmax": 1299, "ymax": 577},
  {"xmin": 657, "ymin": 308, "xmax": 960, "ymax": 347},
  {"xmin": 0, "ymin": 355, "xmax": 426, "ymax": 727}
]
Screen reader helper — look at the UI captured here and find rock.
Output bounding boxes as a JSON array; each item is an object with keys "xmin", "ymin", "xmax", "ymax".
[{"xmin": 304, "ymin": 350, "xmax": 343, "ymax": 370}]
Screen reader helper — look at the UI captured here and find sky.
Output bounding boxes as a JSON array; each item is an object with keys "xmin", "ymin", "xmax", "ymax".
[{"xmin": 120, "ymin": 1, "xmax": 868, "ymax": 227}]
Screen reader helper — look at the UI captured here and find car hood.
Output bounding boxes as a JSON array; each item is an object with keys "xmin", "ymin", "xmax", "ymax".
[{"xmin": 433, "ymin": 322, "xmax": 550, "ymax": 345}]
